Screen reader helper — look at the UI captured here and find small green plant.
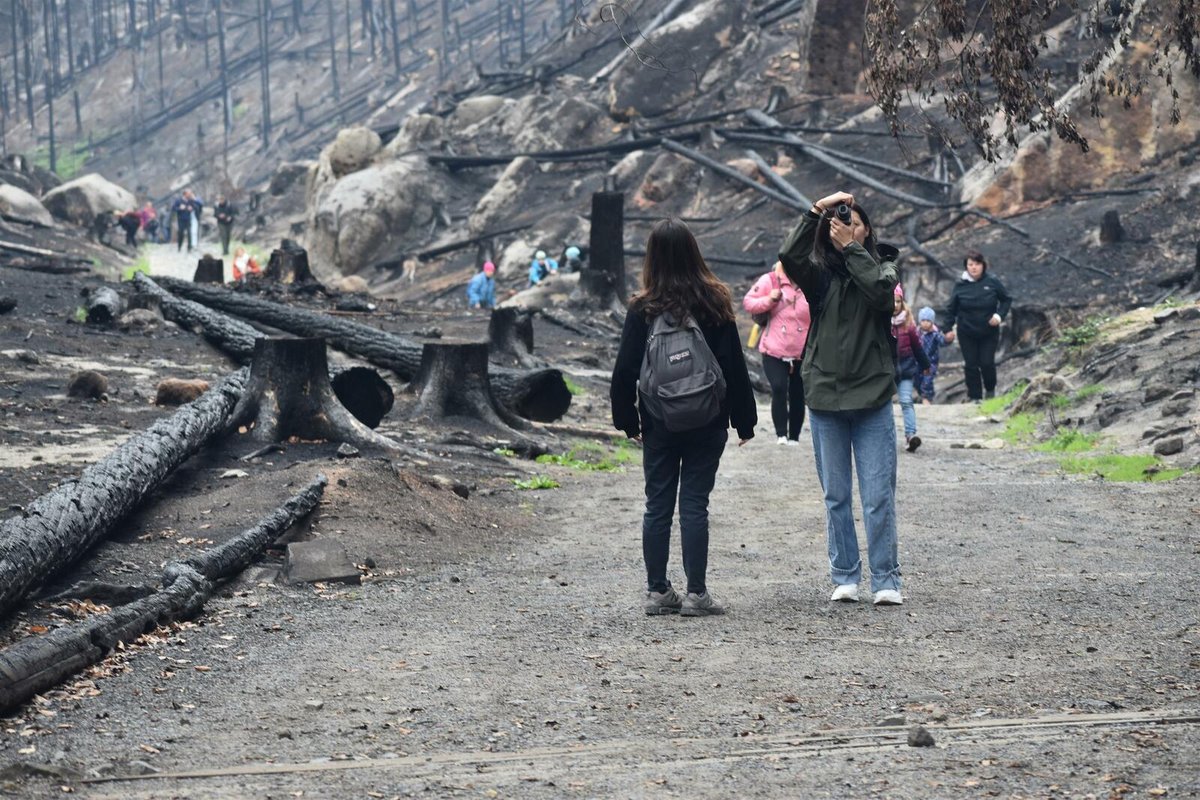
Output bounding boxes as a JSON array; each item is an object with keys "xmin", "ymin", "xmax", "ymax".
[
  {"xmin": 535, "ymin": 447, "xmax": 625, "ymax": 472},
  {"xmin": 73, "ymin": 306, "xmax": 88, "ymax": 323},
  {"xmin": 1058, "ymin": 454, "xmax": 1188, "ymax": 482},
  {"xmin": 1154, "ymin": 295, "xmax": 1186, "ymax": 310},
  {"xmin": 1034, "ymin": 428, "xmax": 1101, "ymax": 453},
  {"xmin": 1073, "ymin": 384, "xmax": 1104, "ymax": 403},
  {"xmin": 121, "ymin": 249, "xmax": 152, "ymax": 281},
  {"xmin": 233, "ymin": 102, "xmax": 249, "ymax": 121},
  {"xmin": 979, "ymin": 381, "xmax": 1029, "ymax": 416},
  {"xmin": 1001, "ymin": 412, "xmax": 1040, "ymax": 444},
  {"xmin": 1057, "ymin": 317, "xmax": 1107, "ymax": 351},
  {"xmin": 513, "ymin": 475, "xmax": 560, "ymax": 490},
  {"xmin": 493, "ymin": 447, "xmax": 517, "ymax": 457},
  {"xmin": 563, "ymin": 376, "xmax": 584, "ymax": 396}
]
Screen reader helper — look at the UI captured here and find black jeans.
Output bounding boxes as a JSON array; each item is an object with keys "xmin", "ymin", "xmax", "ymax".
[
  {"xmin": 218, "ymin": 222, "xmax": 233, "ymax": 255},
  {"xmin": 176, "ymin": 219, "xmax": 192, "ymax": 251},
  {"xmin": 958, "ymin": 329, "xmax": 999, "ymax": 400},
  {"xmin": 761, "ymin": 353, "xmax": 805, "ymax": 439},
  {"xmin": 641, "ymin": 424, "xmax": 728, "ymax": 595}
]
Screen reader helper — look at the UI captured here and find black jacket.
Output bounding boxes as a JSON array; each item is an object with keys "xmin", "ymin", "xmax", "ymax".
[
  {"xmin": 611, "ymin": 308, "xmax": 757, "ymax": 441},
  {"xmin": 215, "ymin": 201, "xmax": 237, "ymax": 225},
  {"xmin": 944, "ymin": 273, "xmax": 1012, "ymax": 338}
]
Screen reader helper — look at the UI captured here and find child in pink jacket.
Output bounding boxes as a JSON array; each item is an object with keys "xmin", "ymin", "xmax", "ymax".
[{"xmin": 743, "ymin": 261, "xmax": 811, "ymax": 445}]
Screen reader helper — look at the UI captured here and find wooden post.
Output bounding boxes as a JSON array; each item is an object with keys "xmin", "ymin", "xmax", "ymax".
[
  {"xmin": 411, "ymin": 341, "xmax": 529, "ymax": 431},
  {"xmin": 1099, "ymin": 210, "xmax": 1124, "ymax": 244},
  {"xmin": 326, "ymin": 0, "xmax": 340, "ymax": 101},
  {"xmin": 387, "ymin": 0, "xmax": 400, "ymax": 73},
  {"xmin": 194, "ymin": 255, "xmax": 225, "ymax": 283},
  {"xmin": 582, "ymin": 191, "xmax": 626, "ymax": 307},
  {"xmin": 258, "ymin": 0, "xmax": 273, "ymax": 145}
]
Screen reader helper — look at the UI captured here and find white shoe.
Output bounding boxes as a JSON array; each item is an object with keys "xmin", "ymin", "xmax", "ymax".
[
  {"xmin": 777, "ymin": 436, "xmax": 788, "ymax": 445},
  {"xmin": 830, "ymin": 584, "xmax": 859, "ymax": 602},
  {"xmin": 872, "ymin": 589, "xmax": 904, "ymax": 606},
  {"xmin": 785, "ymin": 438, "xmax": 800, "ymax": 446}
]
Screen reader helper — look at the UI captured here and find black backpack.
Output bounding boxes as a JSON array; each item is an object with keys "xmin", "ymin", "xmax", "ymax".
[{"xmin": 639, "ymin": 313, "xmax": 727, "ymax": 433}]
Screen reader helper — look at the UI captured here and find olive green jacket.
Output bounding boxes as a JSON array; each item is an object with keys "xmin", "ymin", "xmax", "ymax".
[{"xmin": 778, "ymin": 211, "xmax": 899, "ymax": 412}]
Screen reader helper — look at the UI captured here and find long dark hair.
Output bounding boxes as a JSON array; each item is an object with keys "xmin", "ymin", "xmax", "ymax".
[
  {"xmin": 630, "ymin": 218, "xmax": 734, "ymax": 325},
  {"xmin": 811, "ymin": 202, "xmax": 879, "ymax": 272}
]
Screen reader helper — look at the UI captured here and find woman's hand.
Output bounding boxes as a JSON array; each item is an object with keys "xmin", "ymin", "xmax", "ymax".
[
  {"xmin": 814, "ymin": 191, "xmax": 854, "ymax": 212},
  {"xmin": 769, "ymin": 288, "xmax": 783, "ymax": 301},
  {"xmin": 829, "ymin": 218, "xmax": 855, "ymax": 251},
  {"xmin": 988, "ymin": 313, "xmax": 1002, "ymax": 327},
  {"xmin": 945, "ymin": 330, "xmax": 956, "ymax": 343}
]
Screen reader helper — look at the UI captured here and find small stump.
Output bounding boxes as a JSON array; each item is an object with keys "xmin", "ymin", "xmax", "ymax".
[
  {"xmin": 86, "ymin": 286, "xmax": 125, "ymax": 324},
  {"xmin": 488, "ymin": 307, "xmax": 537, "ymax": 367},
  {"xmin": 411, "ymin": 341, "xmax": 528, "ymax": 431},
  {"xmin": 266, "ymin": 240, "xmax": 316, "ymax": 284},
  {"xmin": 194, "ymin": 255, "xmax": 225, "ymax": 283}
]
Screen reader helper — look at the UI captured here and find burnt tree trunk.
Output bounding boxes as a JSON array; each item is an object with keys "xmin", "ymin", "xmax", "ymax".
[
  {"xmin": 1099, "ymin": 210, "xmax": 1124, "ymax": 244},
  {"xmin": 133, "ymin": 273, "xmax": 394, "ymax": 427},
  {"xmin": 1191, "ymin": 241, "xmax": 1200, "ymax": 294},
  {"xmin": 0, "ymin": 475, "xmax": 326, "ymax": 715},
  {"xmin": 578, "ymin": 190, "xmax": 625, "ymax": 309},
  {"xmin": 265, "ymin": 240, "xmax": 317, "ymax": 284},
  {"xmin": 488, "ymin": 306, "xmax": 536, "ymax": 367},
  {"xmin": 412, "ymin": 341, "xmax": 528, "ymax": 431},
  {"xmin": 154, "ymin": 277, "xmax": 572, "ymax": 422},
  {"xmin": 194, "ymin": 254, "xmax": 224, "ymax": 283},
  {"xmin": 0, "ymin": 369, "xmax": 248, "ymax": 621},
  {"xmin": 230, "ymin": 337, "xmax": 402, "ymax": 450},
  {"xmin": 86, "ymin": 285, "xmax": 125, "ymax": 323}
]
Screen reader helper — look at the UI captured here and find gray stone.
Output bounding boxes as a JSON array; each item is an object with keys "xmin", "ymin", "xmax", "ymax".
[
  {"xmin": 286, "ymin": 540, "xmax": 361, "ymax": 585},
  {"xmin": 0, "ymin": 296, "xmax": 15, "ymax": 314},
  {"xmin": 907, "ymin": 725, "xmax": 936, "ymax": 747},
  {"xmin": 304, "ymin": 699, "xmax": 325, "ymax": 710},
  {"xmin": 448, "ymin": 94, "xmax": 510, "ymax": 131},
  {"xmin": 634, "ymin": 152, "xmax": 700, "ymax": 206},
  {"xmin": 0, "ymin": 184, "xmax": 54, "ymax": 226},
  {"xmin": 324, "ymin": 126, "xmax": 382, "ymax": 179},
  {"xmin": 3, "ymin": 349, "xmax": 38, "ymax": 364},
  {"xmin": 126, "ymin": 760, "xmax": 160, "ymax": 776},
  {"xmin": 1162, "ymin": 399, "xmax": 1192, "ymax": 417},
  {"xmin": 1154, "ymin": 436, "xmax": 1185, "ymax": 456},
  {"xmin": 879, "ymin": 715, "xmax": 907, "ymax": 727},
  {"xmin": 41, "ymin": 173, "xmax": 136, "ymax": 226},
  {"xmin": 382, "ymin": 113, "xmax": 445, "ymax": 155},
  {"xmin": 269, "ymin": 161, "xmax": 314, "ymax": 197},
  {"xmin": 1153, "ymin": 309, "xmax": 1178, "ymax": 325},
  {"xmin": 118, "ymin": 308, "xmax": 162, "ymax": 331},
  {"xmin": 1143, "ymin": 384, "xmax": 1172, "ymax": 403},
  {"xmin": 469, "ymin": 156, "xmax": 540, "ymax": 235},
  {"xmin": 1178, "ymin": 306, "xmax": 1200, "ymax": 321},
  {"xmin": 336, "ymin": 443, "xmax": 360, "ymax": 458}
]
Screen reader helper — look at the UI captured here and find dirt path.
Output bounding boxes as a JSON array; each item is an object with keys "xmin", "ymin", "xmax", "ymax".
[{"xmin": 3, "ymin": 401, "xmax": 1198, "ymax": 798}]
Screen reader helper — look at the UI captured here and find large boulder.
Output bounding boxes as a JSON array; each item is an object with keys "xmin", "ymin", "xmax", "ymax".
[
  {"xmin": 468, "ymin": 157, "xmax": 539, "ymax": 235},
  {"xmin": 322, "ymin": 127, "xmax": 382, "ymax": 180},
  {"xmin": 41, "ymin": 173, "xmax": 136, "ymax": 226},
  {"xmin": 0, "ymin": 185, "xmax": 55, "ymax": 226},
  {"xmin": 306, "ymin": 155, "xmax": 447, "ymax": 281},
  {"xmin": 269, "ymin": 161, "xmax": 315, "ymax": 197},
  {"xmin": 383, "ymin": 114, "xmax": 445, "ymax": 156},
  {"xmin": 608, "ymin": 149, "xmax": 656, "ymax": 191},
  {"xmin": 633, "ymin": 152, "xmax": 700, "ymax": 208},
  {"xmin": 448, "ymin": 95, "xmax": 511, "ymax": 133},
  {"xmin": 608, "ymin": 0, "xmax": 747, "ymax": 119},
  {"xmin": 511, "ymin": 96, "xmax": 609, "ymax": 152}
]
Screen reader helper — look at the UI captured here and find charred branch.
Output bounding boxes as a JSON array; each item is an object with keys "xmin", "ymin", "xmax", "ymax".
[{"xmin": 660, "ymin": 138, "xmax": 807, "ymax": 213}]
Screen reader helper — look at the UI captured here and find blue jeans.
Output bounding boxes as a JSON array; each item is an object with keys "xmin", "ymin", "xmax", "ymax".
[
  {"xmin": 897, "ymin": 378, "xmax": 917, "ymax": 437},
  {"xmin": 641, "ymin": 425, "xmax": 728, "ymax": 595},
  {"xmin": 808, "ymin": 403, "xmax": 901, "ymax": 592}
]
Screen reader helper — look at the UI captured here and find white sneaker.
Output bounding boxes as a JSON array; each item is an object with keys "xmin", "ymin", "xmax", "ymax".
[
  {"xmin": 785, "ymin": 439, "xmax": 800, "ymax": 446},
  {"xmin": 777, "ymin": 436, "xmax": 788, "ymax": 445},
  {"xmin": 873, "ymin": 589, "xmax": 904, "ymax": 606},
  {"xmin": 830, "ymin": 584, "xmax": 859, "ymax": 602}
]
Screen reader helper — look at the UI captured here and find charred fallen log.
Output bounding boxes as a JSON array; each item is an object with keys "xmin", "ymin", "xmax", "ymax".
[
  {"xmin": 660, "ymin": 138, "xmax": 807, "ymax": 213},
  {"xmin": 85, "ymin": 286, "xmax": 124, "ymax": 324},
  {"xmin": 0, "ymin": 369, "xmax": 248, "ymax": 621},
  {"xmin": 133, "ymin": 273, "xmax": 393, "ymax": 428},
  {"xmin": 0, "ymin": 475, "xmax": 326, "ymax": 715},
  {"xmin": 426, "ymin": 133, "xmax": 700, "ymax": 171},
  {"xmin": 411, "ymin": 341, "xmax": 529, "ymax": 431},
  {"xmin": 153, "ymin": 277, "xmax": 571, "ymax": 423}
]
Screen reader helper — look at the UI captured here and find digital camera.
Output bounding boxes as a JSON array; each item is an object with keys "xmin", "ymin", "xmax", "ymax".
[{"xmin": 834, "ymin": 203, "xmax": 853, "ymax": 225}]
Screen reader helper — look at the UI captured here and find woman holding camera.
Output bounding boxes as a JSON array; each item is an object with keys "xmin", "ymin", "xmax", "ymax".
[
  {"xmin": 944, "ymin": 250, "xmax": 1012, "ymax": 402},
  {"xmin": 778, "ymin": 191, "xmax": 904, "ymax": 606}
]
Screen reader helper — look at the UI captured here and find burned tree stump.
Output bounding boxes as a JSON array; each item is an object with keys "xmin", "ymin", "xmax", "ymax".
[
  {"xmin": 265, "ymin": 240, "xmax": 317, "ymax": 284},
  {"xmin": 330, "ymin": 367, "xmax": 394, "ymax": 429},
  {"xmin": 85, "ymin": 286, "xmax": 124, "ymax": 324},
  {"xmin": 193, "ymin": 255, "xmax": 225, "ymax": 283},
  {"xmin": 412, "ymin": 341, "xmax": 529, "ymax": 431},
  {"xmin": 1099, "ymin": 210, "xmax": 1124, "ymax": 244},
  {"xmin": 231, "ymin": 337, "xmax": 401, "ymax": 450},
  {"xmin": 488, "ymin": 307, "xmax": 537, "ymax": 367},
  {"xmin": 577, "ymin": 190, "xmax": 626, "ymax": 309}
]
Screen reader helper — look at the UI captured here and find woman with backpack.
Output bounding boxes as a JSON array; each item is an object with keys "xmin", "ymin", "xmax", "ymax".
[
  {"xmin": 743, "ymin": 261, "xmax": 811, "ymax": 445},
  {"xmin": 778, "ymin": 191, "xmax": 905, "ymax": 606},
  {"xmin": 611, "ymin": 219, "xmax": 757, "ymax": 618}
]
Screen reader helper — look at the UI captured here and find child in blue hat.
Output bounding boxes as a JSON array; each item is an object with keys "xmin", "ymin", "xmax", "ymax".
[{"xmin": 917, "ymin": 306, "xmax": 955, "ymax": 403}]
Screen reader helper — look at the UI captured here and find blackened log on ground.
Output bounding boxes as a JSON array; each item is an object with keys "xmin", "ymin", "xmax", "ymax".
[
  {"xmin": 0, "ymin": 475, "xmax": 326, "ymax": 715},
  {"xmin": 134, "ymin": 273, "xmax": 394, "ymax": 428},
  {"xmin": 576, "ymin": 191, "xmax": 625, "ymax": 310},
  {"xmin": 0, "ymin": 257, "xmax": 91, "ymax": 274},
  {"xmin": 660, "ymin": 138, "xmax": 808, "ymax": 213},
  {"xmin": 487, "ymin": 307, "xmax": 537, "ymax": 368},
  {"xmin": 230, "ymin": 337, "xmax": 403, "ymax": 450},
  {"xmin": 265, "ymin": 240, "xmax": 317, "ymax": 284},
  {"xmin": 193, "ymin": 254, "xmax": 224, "ymax": 283},
  {"xmin": 0, "ymin": 369, "xmax": 248, "ymax": 621},
  {"xmin": 85, "ymin": 285, "xmax": 124, "ymax": 324},
  {"xmin": 153, "ymin": 277, "xmax": 572, "ymax": 422},
  {"xmin": 412, "ymin": 341, "xmax": 529, "ymax": 431}
]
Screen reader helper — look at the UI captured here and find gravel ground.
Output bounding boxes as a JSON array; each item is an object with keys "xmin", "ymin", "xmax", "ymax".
[{"xmin": 1, "ymin": 396, "xmax": 1197, "ymax": 798}]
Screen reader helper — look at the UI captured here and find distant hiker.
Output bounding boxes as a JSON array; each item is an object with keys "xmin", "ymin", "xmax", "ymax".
[
  {"xmin": 742, "ymin": 260, "xmax": 810, "ymax": 445},
  {"xmin": 188, "ymin": 191, "xmax": 204, "ymax": 248},
  {"xmin": 137, "ymin": 202, "xmax": 158, "ymax": 242},
  {"xmin": 172, "ymin": 193, "xmax": 196, "ymax": 252},
  {"xmin": 117, "ymin": 209, "xmax": 142, "ymax": 247},
  {"xmin": 231, "ymin": 247, "xmax": 261, "ymax": 282},
  {"xmin": 466, "ymin": 261, "xmax": 497, "ymax": 309},
  {"xmin": 528, "ymin": 250, "xmax": 558, "ymax": 286},
  {"xmin": 892, "ymin": 286, "xmax": 932, "ymax": 452},
  {"xmin": 611, "ymin": 218, "xmax": 756, "ymax": 618},
  {"xmin": 917, "ymin": 306, "xmax": 954, "ymax": 404},
  {"xmin": 943, "ymin": 250, "xmax": 1012, "ymax": 402},
  {"xmin": 214, "ymin": 196, "xmax": 237, "ymax": 256},
  {"xmin": 779, "ymin": 190, "xmax": 905, "ymax": 606},
  {"xmin": 563, "ymin": 245, "xmax": 583, "ymax": 273}
]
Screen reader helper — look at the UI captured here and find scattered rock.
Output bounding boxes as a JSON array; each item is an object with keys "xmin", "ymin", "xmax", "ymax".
[
  {"xmin": 286, "ymin": 540, "xmax": 361, "ymax": 585},
  {"xmin": 981, "ymin": 438, "xmax": 1007, "ymax": 449},
  {"xmin": 41, "ymin": 173, "xmax": 137, "ymax": 226},
  {"xmin": 608, "ymin": 150, "xmax": 656, "ymax": 191},
  {"xmin": 337, "ymin": 275, "xmax": 370, "ymax": 294},
  {"xmin": 67, "ymin": 370, "xmax": 108, "ymax": 400},
  {"xmin": 0, "ymin": 296, "xmax": 17, "ymax": 314},
  {"xmin": 1161, "ymin": 398, "xmax": 1192, "ymax": 417},
  {"xmin": 1010, "ymin": 373, "xmax": 1072, "ymax": 414},
  {"xmin": 117, "ymin": 308, "xmax": 162, "ymax": 331},
  {"xmin": 1097, "ymin": 400, "xmax": 1135, "ymax": 428},
  {"xmin": 725, "ymin": 157, "xmax": 762, "ymax": 181},
  {"xmin": 469, "ymin": 156, "xmax": 540, "ymax": 235},
  {"xmin": 879, "ymin": 715, "xmax": 907, "ymax": 727},
  {"xmin": 155, "ymin": 378, "xmax": 210, "ymax": 406},
  {"xmin": 1143, "ymin": 384, "xmax": 1172, "ymax": 403},
  {"xmin": 220, "ymin": 469, "xmax": 250, "ymax": 479},
  {"xmin": 304, "ymin": 699, "xmax": 325, "ymax": 710},
  {"xmin": 336, "ymin": 443, "xmax": 361, "ymax": 458},
  {"xmin": 382, "ymin": 113, "xmax": 445, "ymax": 155},
  {"xmin": 269, "ymin": 161, "xmax": 314, "ymax": 197},
  {"xmin": 447, "ymin": 94, "xmax": 510, "ymax": 132},
  {"xmin": 1178, "ymin": 305, "xmax": 1200, "ymax": 321},
  {"xmin": 634, "ymin": 152, "xmax": 700, "ymax": 207},
  {"xmin": 0, "ymin": 184, "xmax": 55, "ymax": 226},
  {"xmin": 907, "ymin": 725, "xmax": 936, "ymax": 747},
  {"xmin": 3, "ymin": 348, "xmax": 38, "ymax": 364},
  {"xmin": 324, "ymin": 126, "xmax": 382, "ymax": 179},
  {"xmin": 1152, "ymin": 308, "xmax": 1178, "ymax": 325},
  {"xmin": 1154, "ymin": 437, "xmax": 1184, "ymax": 456},
  {"xmin": 511, "ymin": 95, "xmax": 608, "ymax": 153}
]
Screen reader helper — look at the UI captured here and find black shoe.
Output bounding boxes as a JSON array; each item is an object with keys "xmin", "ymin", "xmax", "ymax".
[
  {"xmin": 984, "ymin": 390, "xmax": 995, "ymax": 400},
  {"xmin": 906, "ymin": 435, "xmax": 922, "ymax": 452}
]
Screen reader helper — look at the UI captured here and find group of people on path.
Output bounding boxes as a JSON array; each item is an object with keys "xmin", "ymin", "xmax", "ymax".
[
  {"xmin": 100, "ymin": 191, "xmax": 239, "ymax": 258},
  {"xmin": 463, "ymin": 246, "xmax": 585, "ymax": 309},
  {"xmin": 610, "ymin": 191, "xmax": 1013, "ymax": 616}
]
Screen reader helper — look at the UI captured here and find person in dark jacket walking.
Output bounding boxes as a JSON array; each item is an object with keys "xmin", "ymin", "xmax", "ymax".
[
  {"xmin": 172, "ymin": 193, "xmax": 196, "ymax": 252},
  {"xmin": 611, "ymin": 219, "xmax": 756, "ymax": 618},
  {"xmin": 943, "ymin": 250, "xmax": 1012, "ymax": 401},
  {"xmin": 117, "ymin": 209, "xmax": 141, "ymax": 247},
  {"xmin": 214, "ymin": 196, "xmax": 237, "ymax": 256},
  {"xmin": 779, "ymin": 190, "xmax": 905, "ymax": 606}
]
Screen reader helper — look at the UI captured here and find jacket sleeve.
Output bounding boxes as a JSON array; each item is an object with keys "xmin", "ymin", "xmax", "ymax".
[
  {"xmin": 941, "ymin": 288, "xmax": 959, "ymax": 333},
  {"xmin": 742, "ymin": 274, "xmax": 776, "ymax": 315},
  {"xmin": 719, "ymin": 321, "xmax": 757, "ymax": 440},
  {"xmin": 910, "ymin": 327, "xmax": 931, "ymax": 371},
  {"xmin": 843, "ymin": 245, "xmax": 898, "ymax": 312},
  {"xmin": 778, "ymin": 212, "xmax": 823, "ymax": 302},
  {"xmin": 485, "ymin": 280, "xmax": 496, "ymax": 307},
  {"xmin": 993, "ymin": 277, "xmax": 1012, "ymax": 320},
  {"xmin": 610, "ymin": 311, "xmax": 648, "ymax": 438}
]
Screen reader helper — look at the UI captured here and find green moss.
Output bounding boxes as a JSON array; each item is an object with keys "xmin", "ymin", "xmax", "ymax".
[
  {"xmin": 1058, "ymin": 454, "xmax": 1191, "ymax": 482},
  {"xmin": 979, "ymin": 381, "xmax": 1028, "ymax": 416},
  {"xmin": 121, "ymin": 248, "xmax": 152, "ymax": 281},
  {"xmin": 73, "ymin": 306, "xmax": 87, "ymax": 323},
  {"xmin": 513, "ymin": 475, "xmax": 559, "ymax": 490},
  {"xmin": 1034, "ymin": 428, "xmax": 1101, "ymax": 453},
  {"xmin": 1072, "ymin": 383, "xmax": 1104, "ymax": 403},
  {"xmin": 493, "ymin": 447, "xmax": 517, "ymax": 457},
  {"xmin": 563, "ymin": 376, "xmax": 584, "ymax": 396},
  {"xmin": 33, "ymin": 141, "xmax": 91, "ymax": 180},
  {"xmin": 1001, "ymin": 412, "xmax": 1040, "ymax": 444}
]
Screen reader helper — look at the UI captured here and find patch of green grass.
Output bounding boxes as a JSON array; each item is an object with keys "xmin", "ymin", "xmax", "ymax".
[
  {"xmin": 563, "ymin": 376, "xmax": 584, "ymax": 396},
  {"xmin": 535, "ymin": 444, "xmax": 628, "ymax": 472},
  {"xmin": 493, "ymin": 447, "xmax": 517, "ymax": 457},
  {"xmin": 233, "ymin": 102, "xmax": 249, "ymax": 121},
  {"xmin": 33, "ymin": 141, "xmax": 91, "ymax": 180},
  {"xmin": 1001, "ymin": 412, "xmax": 1040, "ymax": 444},
  {"xmin": 513, "ymin": 475, "xmax": 559, "ymax": 490},
  {"xmin": 121, "ymin": 248, "xmax": 152, "ymax": 281},
  {"xmin": 979, "ymin": 381, "xmax": 1029, "ymax": 416},
  {"xmin": 73, "ymin": 306, "xmax": 88, "ymax": 323},
  {"xmin": 1058, "ymin": 454, "xmax": 1189, "ymax": 482},
  {"xmin": 1154, "ymin": 295, "xmax": 1186, "ymax": 310},
  {"xmin": 1050, "ymin": 383, "xmax": 1106, "ymax": 409},
  {"xmin": 1057, "ymin": 316, "xmax": 1108, "ymax": 352},
  {"xmin": 1034, "ymin": 428, "xmax": 1101, "ymax": 453}
]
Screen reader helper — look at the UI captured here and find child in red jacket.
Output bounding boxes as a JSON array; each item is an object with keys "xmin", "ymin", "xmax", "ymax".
[{"xmin": 892, "ymin": 286, "xmax": 931, "ymax": 452}]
